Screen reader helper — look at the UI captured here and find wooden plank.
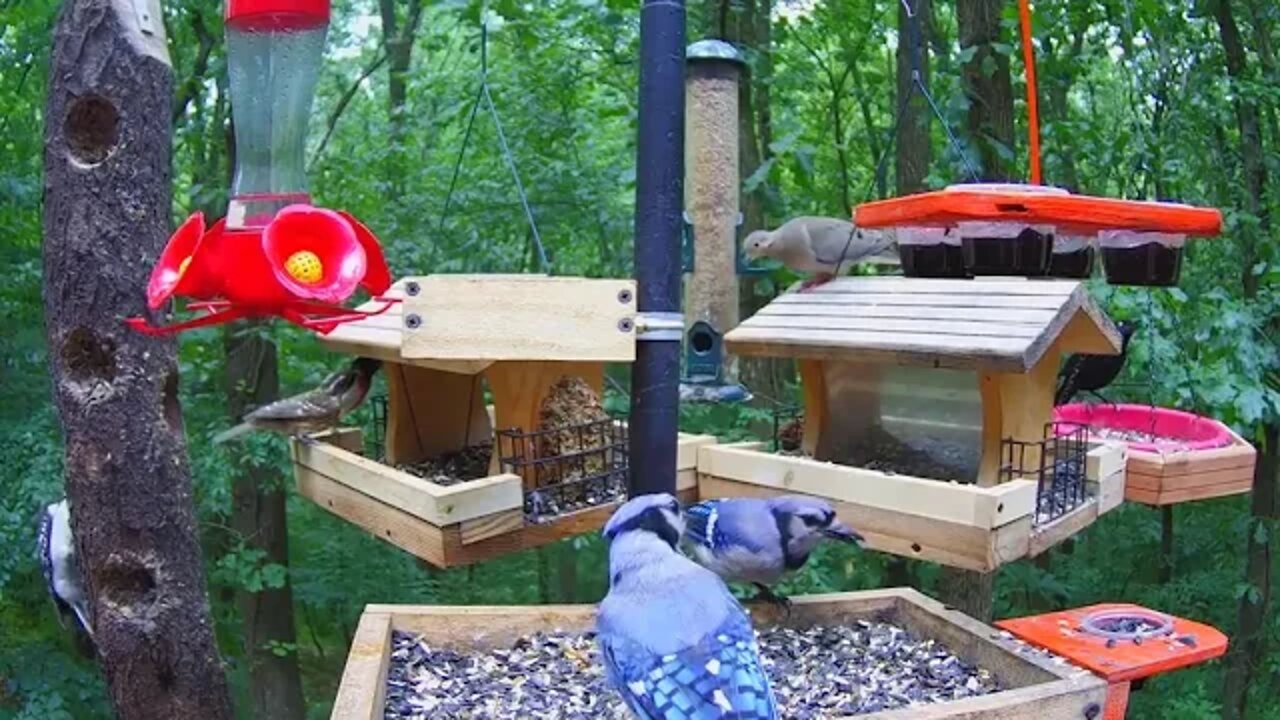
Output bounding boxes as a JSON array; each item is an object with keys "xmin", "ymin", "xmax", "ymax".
[
  {"xmin": 756, "ymin": 303, "xmax": 1060, "ymax": 325},
  {"xmin": 698, "ymin": 475, "xmax": 1030, "ymax": 572},
  {"xmin": 1028, "ymin": 499, "xmax": 1099, "ymax": 557},
  {"xmin": 765, "ymin": 292, "xmax": 1072, "ymax": 310},
  {"xmin": 458, "ymin": 510, "xmax": 524, "ymax": 545},
  {"xmin": 292, "ymin": 439, "xmax": 524, "ymax": 525},
  {"xmin": 740, "ymin": 316, "xmax": 1046, "ymax": 339},
  {"xmin": 1086, "ymin": 441, "xmax": 1127, "ymax": 481},
  {"xmin": 727, "ymin": 327, "xmax": 1030, "ymax": 371},
  {"xmin": 697, "ymin": 444, "xmax": 1035, "ymax": 529},
  {"xmin": 312, "ymin": 427, "xmax": 365, "ymax": 453},
  {"xmin": 1088, "ymin": 466, "xmax": 1127, "ymax": 515},
  {"xmin": 1126, "ymin": 437, "xmax": 1256, "ymax": 475},
  {"xmin": 385, "ymin": 363, "xmax": 491, "ymax": 465},
  {"xmin": 797, "ymin": 277, "xmax": 1083, "ymax": 297},
  {"xmin": 297, "ymin": 466, "xmax": 453, "ymax": 567},
  {"xmin": 867, "ymin": 680, "xmax": 1105, "ymax": 720},
  {"xmin": 798, "ymin": 359, "xmax": 828, "ymax": 456},
  {"xmin": 989, "ymin": 353, "xmax": 1060, "ymax": 483},
  {"xmin": 401, "ymin": 275, "xmax": 637, "ymax": 362},
  {"xmin": 676, "ymin": 434, "xmax": 717, "ymax": 471},
  {"xmin": 1125, "ymin": 465, "xmax": 1255, "ymax": 492},
  {"xmin": 1126, "ymin": 478, "xmax": 1254, "ymax": 506},
  {"xmin": 330, "ymin": 611, "xmax": 392, "ymax": 720}
]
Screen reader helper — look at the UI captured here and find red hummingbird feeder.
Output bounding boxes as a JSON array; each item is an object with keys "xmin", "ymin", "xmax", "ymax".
[{"xmin": 128, "ymin": 0, "xmax": 394, "ymax": 336}]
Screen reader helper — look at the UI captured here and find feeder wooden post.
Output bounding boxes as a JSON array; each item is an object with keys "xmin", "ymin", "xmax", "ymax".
[
  {"xmin": 41, "ymin": 0, "xmax": 233, "ymax": 717},
  {"xmin": 684, "ymin": 40, "xmax": 744, "ymax": 381}
]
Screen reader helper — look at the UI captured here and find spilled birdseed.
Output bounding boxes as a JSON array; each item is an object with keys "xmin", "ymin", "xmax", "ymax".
[
  {"xmin": 383, "ymin": 621, "xmax": 1000, "ymax": 719},
  {"xmin": 396, "ymin": 444, "xmax": 493, "ymax": 487},
  {"xmin": 523, "ymin": 471, "xmax": 627, "ymax": 524},
  {"xmin": 1090, "ymin": 426, "xmax": 1223, "ymax": 450}
]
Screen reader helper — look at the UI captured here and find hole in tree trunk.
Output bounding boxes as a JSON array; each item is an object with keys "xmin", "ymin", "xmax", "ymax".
[
  {"xmin": 64, "ymin": 95, "xmax": 121, "ymax": 166},
  {"xmin": 163, "ymin": 372, "xmax": 184, "ymax": 433},
  {"xmin": 100, "ymin": 556, "xmax": 158, "ymax": 606},
  {"xmin": 61, "ymin": 327, "xmax": 117, "ymax": 381}
]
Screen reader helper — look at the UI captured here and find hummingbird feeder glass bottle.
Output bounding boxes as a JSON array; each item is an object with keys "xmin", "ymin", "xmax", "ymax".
[{"xmin": 225, "ymin": 0, "xmax": 329, "ymax": 229}]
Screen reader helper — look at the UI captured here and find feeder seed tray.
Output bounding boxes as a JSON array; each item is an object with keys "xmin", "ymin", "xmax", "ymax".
[{"xmin": 333, "ymin": 589, "xmax": 1105, "ymax": 720}]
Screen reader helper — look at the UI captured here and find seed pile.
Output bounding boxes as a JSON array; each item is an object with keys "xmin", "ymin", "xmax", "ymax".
[
  {"xmin": 384, "ymin": 620, "xmax": 1000, "ymax": 719},
  {"xmin": 523, "ymin": 473, "xmax": 627, "ymax": 524},
  {"xmin": 397, "ymin": 444, "xmax": 493, "ymax": 487},
  {"xmin": 1091, "ymin": 426, "xmax": 1219, "ymax": 450}
]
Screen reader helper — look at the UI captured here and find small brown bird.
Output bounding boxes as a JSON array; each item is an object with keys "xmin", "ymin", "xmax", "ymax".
[
  {"xmin": 214, "ymin": 357, "xmax": 382, "ymax": 445},
  {"xmin": 744, "ymin": 216, "xmax": 899, "ymax": 291}
]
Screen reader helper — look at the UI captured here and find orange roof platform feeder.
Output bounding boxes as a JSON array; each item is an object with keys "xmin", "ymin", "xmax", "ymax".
[{"xmin": 854, "ymin": 186, "xmax": 1223, "ymax": 238}]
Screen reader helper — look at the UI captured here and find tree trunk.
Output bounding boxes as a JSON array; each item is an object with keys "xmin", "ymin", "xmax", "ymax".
[
  {"xmin": 957, "ymin": 0, "xmax": 1015, "ymax": 181},
  {"xmin": 225, "ymin": 324, "xmax": 307, "ymax": 720},
  {"xmin": 379, "ymin": 0, "xmax": 424, "ymax": 142},
  {"xmin": 41, "ymin": 2, "xmax": 233, "ymax": 718},
  {"xmin": 1215, "ymin": 2, "xmax": 1277, "ymax": 717},
  {"xmin": 895, "ymin": 0, "xmax": 932, "ymax": 195},
  {"xmin": 942, "ymin": 0, "xmax": 1016, "ymax": 617}
]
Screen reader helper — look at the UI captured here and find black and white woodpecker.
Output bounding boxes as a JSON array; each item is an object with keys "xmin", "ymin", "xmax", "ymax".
[{"xmin": 38, "ymin": 498, "xmax": 95, "ymax": 656}]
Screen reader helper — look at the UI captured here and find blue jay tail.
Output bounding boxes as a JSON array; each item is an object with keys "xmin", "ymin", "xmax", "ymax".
[{"xmin": 822, "ymin": 521, "xmax": 865, "ymax": 546}]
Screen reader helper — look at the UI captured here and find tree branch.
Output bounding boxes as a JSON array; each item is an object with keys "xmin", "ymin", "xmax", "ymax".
[
  {"xmin": 309, "ymin": 53, "xmax": 389, "ymax": 169},
  {"xmin": 172, "ymin": 10, "xmax": 216, "ymax": 124}
]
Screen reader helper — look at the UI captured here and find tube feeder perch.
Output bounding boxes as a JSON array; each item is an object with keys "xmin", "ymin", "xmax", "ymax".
[
  {"xmin": 697, "ymin": 277, "xmax": 1129, "ymax": 571},
  {"xmin": 289, "ymin": 275, "xmax": 715, "ymax": 567}
]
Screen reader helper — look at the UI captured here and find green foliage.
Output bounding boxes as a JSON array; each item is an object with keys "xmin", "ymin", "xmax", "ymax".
[{"xmin": 3, "ymin": 0, "xmax": 1280, "ymax": 717}]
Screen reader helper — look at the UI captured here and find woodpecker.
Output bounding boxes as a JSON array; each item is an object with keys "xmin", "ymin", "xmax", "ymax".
[
  {"xmin": 214, "ymin": 356, "xmax": 381, "ymax": 445},
  {"xmin": 38, "ymin": 499, "xmax": 95, "ymax": 657}
]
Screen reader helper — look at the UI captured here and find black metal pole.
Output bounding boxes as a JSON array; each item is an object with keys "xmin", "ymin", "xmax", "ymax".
[{"xmin": 629, "ymin": 0, "xmax": 686, "ymax": 498}]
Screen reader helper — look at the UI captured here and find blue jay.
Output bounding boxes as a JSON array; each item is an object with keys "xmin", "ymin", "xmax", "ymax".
[
  {"xmin": 596, "ymin": 493, "xmax": 779, "ymax": 719},
  {"xmin": 38, "ymin": 499, "xmax": 95, "ymax": 656},
  {"xmin": 683, "ymin": 496, "xmax": 864, "ymax": 609}
]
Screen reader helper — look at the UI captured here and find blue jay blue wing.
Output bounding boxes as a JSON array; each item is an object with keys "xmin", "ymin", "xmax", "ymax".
[
  {"xmin": 599, "ymin": 613, "xmax": 778, "ymax": 719},
  {"xmin": 683, "ymin": 501, "xmax": 718, "ymax": 550}
]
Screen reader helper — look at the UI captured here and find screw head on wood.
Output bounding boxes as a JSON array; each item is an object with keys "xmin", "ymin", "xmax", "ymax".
[
  {"xmin": 405, "ymin": 313, "xmax": 423, "ymax": 330},
  {"xmin": 405, "ymin": 281, "xmax": 421, "ymax": 296},
  {"xmin": 1083, "ymin": 702, "xmax": 1101, "ymax": 720},
  {"xmin": 617, "ymin": 318, "xmax": 634, "ymax": 333},
  {"xmin": 617, "ymin": 288, "xmax": 633, "ymax": 304}
]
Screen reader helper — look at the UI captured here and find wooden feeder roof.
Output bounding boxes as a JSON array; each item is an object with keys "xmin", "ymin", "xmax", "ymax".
[
  {"xmin": 318, "ymin": 275, "xmax": 638, "ymax": 374},
  {"xmin": 725, "ymin": 277, "xmax": 1121, "ymax": 373}
]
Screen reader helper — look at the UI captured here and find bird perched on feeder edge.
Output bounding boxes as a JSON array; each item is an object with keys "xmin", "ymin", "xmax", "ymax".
[
  {"xmin": 1055, "ymin": 322, "xmax": 1137, "ymax": 406},
  {"xmin": 743, "ymin": 216, "xmax": 899, "ymax": 292},
  {"xmin": 214, "ymin": 356, "xmax": 382, "ymax": 445},
  {"xmin": 682, "ymin": 496, "xmax": 865, "ymax": 611},
  {"xmin": 38, "ymin": 499, "xmax": 95, "ymax": 657},
  {"xmin": 597, "ymin": 493, "xmax": 780, "ymax": 720}
]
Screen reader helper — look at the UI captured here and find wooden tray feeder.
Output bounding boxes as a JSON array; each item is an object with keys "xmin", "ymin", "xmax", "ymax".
[
  {"xmin": 1054, "ymin": 404, "xmax": 1256, "ymax": 506},
  {"xmin": 701, "ymin": 276, "xmax": 1129, "ymax": 571},
  {"xmin": 331, "ymin": 588, "xmax": 1106, "ymax": 720},
  {"xmin": 290, "ymin": 275, "xmax": 715, "ymax": 567}
]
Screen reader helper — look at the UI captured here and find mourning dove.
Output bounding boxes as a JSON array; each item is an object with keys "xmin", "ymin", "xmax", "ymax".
[{"xmin": 743, "ymin": 216, "xmax": 899, "ymax": 291}]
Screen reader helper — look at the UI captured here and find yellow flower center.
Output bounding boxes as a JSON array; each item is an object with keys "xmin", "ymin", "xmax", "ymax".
[
  {"xmin": 285, "ymin": 250, "xmax": 324, "ymax": 284},
  {"xmin": 177, "ymin": 256, "xmax": 192, "ymax": 279}
]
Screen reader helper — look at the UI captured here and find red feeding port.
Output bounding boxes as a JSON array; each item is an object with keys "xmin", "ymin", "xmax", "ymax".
[
  {"xmin": 225, "ymin": 0, "xmax": 329, "ymax": 30},
  {"xmin": 999, "ymin": 604, "xmax": 1227, "ymax": 720}
]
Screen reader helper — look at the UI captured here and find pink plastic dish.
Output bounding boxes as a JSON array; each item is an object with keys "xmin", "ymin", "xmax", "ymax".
[{"xmin": 1052, "ymin": 403, "xmax": 1235, "ymax": 453}]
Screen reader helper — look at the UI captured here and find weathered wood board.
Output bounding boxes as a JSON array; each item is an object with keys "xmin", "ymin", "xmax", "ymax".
[
  {"xmin": 331, "ymin": 589, "xmax": 1105, "ymax": 720},
  {"xmin": 1123, "ymin": 426, "xmax": 1255, "ymax": 506}
]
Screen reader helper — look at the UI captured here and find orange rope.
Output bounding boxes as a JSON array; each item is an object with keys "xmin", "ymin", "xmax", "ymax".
[{"xmin": 1018, "ymin": 0, "xmax": 1043, "ymax": 185}]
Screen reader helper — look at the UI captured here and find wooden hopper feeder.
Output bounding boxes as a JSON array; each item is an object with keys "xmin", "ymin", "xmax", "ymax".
[
  {"xmin": 290, "ymin": 275, "xmax": 716, "ymax": 567},
  {"xmin": 331, "ymin": 589, "xmax": 1106, "ymax": 720},
  {"xmin": 699, "ymin": 276, "xmax": 1128, "ymax": 571}
]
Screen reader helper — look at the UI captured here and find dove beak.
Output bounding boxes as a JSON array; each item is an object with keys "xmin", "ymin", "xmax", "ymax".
[{"xmin": 823, "ymin": 521, "xmax": 865, "ymax": 545}]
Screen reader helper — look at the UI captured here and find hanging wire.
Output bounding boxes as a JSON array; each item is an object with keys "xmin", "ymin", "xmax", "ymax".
[
  {"xmin": 861, "ymin": 0, "xmax": 980, "ymax": 205},
  {"xmin": 436, "ymin": 18, "xmax": 550, "ymax": 272}
]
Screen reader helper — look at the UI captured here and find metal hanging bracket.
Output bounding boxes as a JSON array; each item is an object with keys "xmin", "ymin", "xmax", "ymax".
[{"xmin": 634, "ymin": 312, "xmax": 684, "ymax": 342}]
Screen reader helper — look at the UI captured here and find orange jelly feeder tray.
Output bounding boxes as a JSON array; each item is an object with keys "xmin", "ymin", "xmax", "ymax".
[{"xmin": 998, "ymin": 604, "xmax": 1227, "ymax": 719}]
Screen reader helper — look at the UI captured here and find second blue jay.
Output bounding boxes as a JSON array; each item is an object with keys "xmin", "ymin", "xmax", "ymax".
[
  {"xmin": 596, "ymin": 493, "xmax": 779, "ymax": 719},
  {"xmin": 683, "ymin": 496, "xmax": 864, "ymax": 609}
]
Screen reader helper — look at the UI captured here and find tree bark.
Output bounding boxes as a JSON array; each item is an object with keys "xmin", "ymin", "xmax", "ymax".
[
  {"xmin": 225, "ymin": 324, "xmax": 307, "ymax": 720},
  {"xmin": 895, "ymin": 0, "xmax": 932, "ymax": 195},
  {"xmin": 41, "ymin": 2, "xmax": 233, "ymax": 717},
  {"xmin": 957, "ymin": 0, "xmax": 1015, "ymax": 180},
  {"xmin": 379, "ymin": 0, "xmax": 425, "ymax": 141}
]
